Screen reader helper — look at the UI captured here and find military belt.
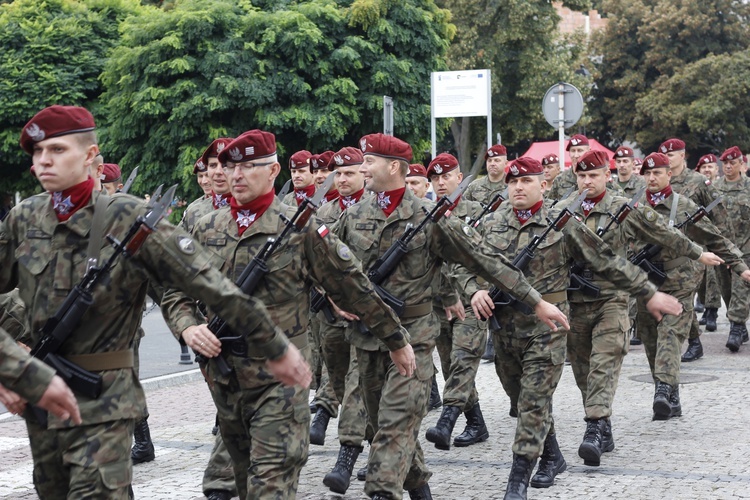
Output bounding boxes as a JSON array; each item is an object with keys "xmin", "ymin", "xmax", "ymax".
[
  {"xmin": 66, "ymin": 350, "xmax": 134, "ymax": 371},
  {"xmin": 401, "ymin": 302, "xmax": 433, "ymax": 318},
  {"xmin": 653, "ymin": 256, "xmax": 690, "ymax": 271},
  {"xmin": 541, "ymin": 291, "xmax": 568, "ymax": 304}
]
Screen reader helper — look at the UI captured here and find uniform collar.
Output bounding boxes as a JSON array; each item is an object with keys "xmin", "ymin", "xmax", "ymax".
[{"xmin": 366, "ymin": 185, "xmax": 416, "ymax": 222}]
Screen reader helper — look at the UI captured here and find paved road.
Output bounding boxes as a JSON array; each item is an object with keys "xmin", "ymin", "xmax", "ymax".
[{"xmin": 2, "ymin": 307, "xmax": 750, "ymax": 499}]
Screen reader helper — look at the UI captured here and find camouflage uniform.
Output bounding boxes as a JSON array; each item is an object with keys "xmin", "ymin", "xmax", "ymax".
[
  {"xmin": 0, "ymin": 289, "xmax": 27, "ymax": 342},
  {"xmin": 456, "ymin": 202, "xmax": 657, "ymax": 462},
  {"xmin": 563, "ymin": 191, "xmax": 703, "ymax": 421},
  {"xmin": 0, "ymin": 190, "xmax": 289, "ymax": 499},
  {"xmin": 333, "ymin": 188, "xmax": 545, "ymax": 499},
  {"xmin": 0, "ymin": 327, "xmax": 55, "ymax": 403},
  {"xmin": 463, "ymin": 176, "xmax": 505, "ymax": 205},
  {"xmin": 617, "ymin": 175, "xmax": 647, "ymax": 199},
  {"xmin": 162, "ymin": 197, "xmax": 406, "ymax": 500},
  {"xmin": 636, "ymin": 192, "xmax": 747, "ymax": 388},
  {"xmin": 697, "ymin": 265, "xmax": 722, "ymax": 310},
  {"xmin": 180, "ymin": 195, "xmax": 213, "ymax": 233},
  {"xmin": 546, "ymin": 168, "xmax": 577, "ymax": 202}
]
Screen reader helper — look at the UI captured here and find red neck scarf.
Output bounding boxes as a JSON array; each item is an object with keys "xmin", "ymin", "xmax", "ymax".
[
  {"xmin": 324, "ymin": 188, "xmax": 340, "ymax": 203},
  {"xmin": 376, "ymin": 187, "xmax": 406, "ymax": 217},
  {"xmin": 513, "ymin": 200, "xmax": 543, "ymax": 225},
  {"xmin": 339, "ymin": 187, "xmax": 365, "ymax": 211},
  {"xmin": 293, "ymin": 184, "xmax": 316, "ymax": 206},
  {"xmin": 647, "ymin": 185, "xmax": 672, "ymax": 207},
  {"xmin": 51, "ymin": 177, "xmax": 95, "ymax": 222},
  {"xmin": 212, "ymin": 191, "xmax": 233, "ymax": 210},
  {"xmin": 230, "ymin": 189, "xmax": 275, "ymax": 236},
  {"xmin": 581, "ymin": 190, "xmax": 607, "ymax": 217}
]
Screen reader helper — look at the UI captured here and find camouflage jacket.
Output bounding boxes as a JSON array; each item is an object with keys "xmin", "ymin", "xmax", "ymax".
[
  {"xmin": 180, "ymin": 195, "xmax": 213, "ymax": 233},
  {"xmin": 641, "ymin": 192, "xmax": 747, "ymax": 291},
  {"xmin": 162, "ymin": 197, "xmax": 407, "ymax": 365},
  {"xmin": 463, "ymin": 176, "xmax": 505, "ymax": 205},
  {"xmin": 617, "ymin": 175, "xmax": 647, "ymax": 199},
  {"xmin": 670, "ymin": 167, "xmax": 735, "ymax": 241},
  {"xmin": 712, "ymin": 175, "xmax": 750, "ymax": 255},
  {"xmin": 0, "ymin": 190, "xmax": 288, "ymax": 428},
  {"xmin": 562, "ymin": 191, "xmax": 703, "ymax": 303},
  {"xmin": 332, "ymin": 188, "xmax": 542, "ymax": 349},
  {"xmin": 0, "ymin": 327, "xmax": 55, "ymax": 404},
  {"xmin": 0, "ymin": 289, "xmax": 28, "ymax": 343},
  {"xmin": 454, "ymin": 202, "xmax": 657, "ymax": 338},
  {"xmin": 438, "ymin": 198, "xmax": 484, "ymax": 307},
  {"xmin": 546, "ymin": 168, "xmax": 577, "ymax": 202}
]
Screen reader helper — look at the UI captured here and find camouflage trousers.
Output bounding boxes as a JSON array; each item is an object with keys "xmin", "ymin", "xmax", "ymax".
[
  {"xmin": 357, "ymin": 340, "xmax": 434, "ymax": 499},
  {"xmin": 208, "ymin": 347, "xmax": 311, "ymax": 500},
  {"xmin": 492, "ymin": 327, "xmax": 566, "ymax": 460},
  {"xmin": 202, "ymin": 432, "xmax": 237, "ymax": 496},
  {"xmin": 320, "ymin": 316, "xmax": 373, "ymax": 446},
  {"xmin": 435, "ymin": 306, "xmax": 482, "ymax": 410},
  {"xmin": 637, "ymin": 288, "xmax": 693, "ymax": 387},
  {"xmin": 717, "ymin": 264, "xmax": 750, "ymax": 323},
  {"xmin": 697, "ymin": 264, "xmax": 722, "ymax": 309},
  {"xmin": 568, "ymin": 297, "xmax": 630, "ymax": 419},
  {"xmin": 26, "ymin": 418, "xmax": 134, "ymax": 499}
]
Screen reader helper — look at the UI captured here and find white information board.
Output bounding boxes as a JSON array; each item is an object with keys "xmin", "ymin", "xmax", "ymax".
[{"xmin": 431, "ymin": 70, "xmax": 491, "ymax": 118}]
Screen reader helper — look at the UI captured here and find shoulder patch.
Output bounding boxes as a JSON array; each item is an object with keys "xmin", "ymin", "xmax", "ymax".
[
  {"xmin": 462, "ymin": 225, "xmax": 474, "ymax": 237},
  {"xmin": 705, "ymin": 179, "xmax": 712, "ymax": 186},
  {"xmin": 644, "ymin": 207, "xmax": 657, "ymax": 222},
  {"xmin": 176, "ymin": 235, "xmax": 196, "ymax": 254},
  {"xmin": 336, "ymin": 242, "xmax": 352, "ymax": 261},
  {"xmin": 317, "ymin": 225, "xmax": 329, "ymax": 238}
]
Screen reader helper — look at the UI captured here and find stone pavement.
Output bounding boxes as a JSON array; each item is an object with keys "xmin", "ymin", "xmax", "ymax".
[{"xmin": 2, "ymin": 311, "xmax": 750, "ymax": 499}]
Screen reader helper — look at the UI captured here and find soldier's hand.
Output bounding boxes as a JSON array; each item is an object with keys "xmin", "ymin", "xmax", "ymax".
[
  {"xmin": 266, "ymin": 344, "xmax": 312, "ymax": 388},
  {"xmin": 182, "ymin": 325, "xmax": 222, "ymax": 358},
  {"xmin": 37, "ymin": 376, "xmax": 82, "ymax": 425},
  {"xmin": 444, "ymin": 300, "xmax": 466, "ymax": 321},
  {"xmin": 331, "ymin": 300, "xmax": 360, "ymax": 322},
  {"xmin": 534, "ymin": 300, "xmax": 570, "ymax": 331},
  {"xmin": 0, "ymin": 384, "xmax": 26, "ymax": 415},
  {"xmin": 741, "ymin": 270, "xmax": 750, "ymax": 284},
  {"xmin": 471, "ymin": 291, "xmax": 495, "ymax": 320},
  {"xmin": 698, "ymin": 252, "xmax": 724, "ymax": 266},
  {"xmin": 389, "ymin": 345, "xmax": 416, "ymax": 377},
  {"xmin": 645, "ymin": 291, "xmax": 683, "ymax": 321}
]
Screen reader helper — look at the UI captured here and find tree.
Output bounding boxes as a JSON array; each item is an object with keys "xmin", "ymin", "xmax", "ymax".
[
  {"xmin": 100, "ymin": 0, "xmax": 454, "ymax": 201},
  {"xmin": 0, "ymin": 0, "xmax": 141, "ymax": 196}
]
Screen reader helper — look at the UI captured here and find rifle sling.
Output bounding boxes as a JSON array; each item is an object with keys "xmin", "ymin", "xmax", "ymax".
[
  {"xmin": 86, "ymin": 192, "xmax": 110, "ymax": 269},
  {"xmin": 66, "ymin": 349, "xmax": 134, "ymax": 371},
  {"xmin": 402, "ymin": 302, "xmax": 432, "ymax": 318}
]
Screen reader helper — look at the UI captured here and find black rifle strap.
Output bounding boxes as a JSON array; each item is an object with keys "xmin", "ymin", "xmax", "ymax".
[{"xmin": 85, "ymin": 191, "xmax": 110, "ymax": 271}]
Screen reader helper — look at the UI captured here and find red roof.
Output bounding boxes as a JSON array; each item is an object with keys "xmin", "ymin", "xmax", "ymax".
[{"xmin": 523, "ymin": 139, "xmax": 614, "ymax": 168}]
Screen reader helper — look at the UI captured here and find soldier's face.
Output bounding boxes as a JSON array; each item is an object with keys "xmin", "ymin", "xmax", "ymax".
[
  {"xmin": 569, "ymin": 146, "xmax": 589, "ymax": 165},
  {"xmin": 644, "ymin": 167, "xmax": 672, "ymax": 192},
  {"xmin": 291, "ymin": 167, "xmax": 313, "ymax": 189},
  {"xmin": 698, "ymin": 163, "xmax": 718, "ymax": 181},
  {"xmin": 666, "ymin": 151, "xmax": 684, "ymax": 170},
  {"xmin": 508, "ymin": 175, "xmax": 545, "ymax": 210},
  {"xmin": 486, "ymin": 156, "xmax": 507, "ymax": 179},
  {"xmin": 616, "ymin": 157, "xmax": 634, "ymax": 178},
  {"xmin": 207, "ymin": 157, "xmax": 230, "ymax": 194},
  {"xmin": 32, "ymin": 135, "xmax": 97, "ymax": 192},
  {"xmin": 230, "ymin": 161, "xmax": 279, "ymax": 204},
  {"xmin": 360, "ymin": 155, "xmax": 399, "ymax": 192},
  {"xmin": 102, "ymin": 182, "xmax": 121, "ymax": 195},
  {"xmin": 313, "ymin": 168, "xmax": 332, "ymax": 187},
  {"xmin": 335, "ymin": 165, "xmax": 364, "ymax": 196},
  {"xmin": 429, "ymin": 169, "xmax": 463, "ymax": 198},
  {"xmin": 405, "ymin": 176, "xmax": 429, "ymax": 198},
  {"xmin": 197, "ymin": 171, "xmax": 212, "ymax": 195},
  {"xmin": 576, "ymin": 168, "xmax": 609, "ymax": 198},
  {"xmin": 543, "ymin": 163, "xmax": 560, "ymax": 182},
  {"xmin": 723, "ymin": 158, "xmax": 742, "ymax": 181}
]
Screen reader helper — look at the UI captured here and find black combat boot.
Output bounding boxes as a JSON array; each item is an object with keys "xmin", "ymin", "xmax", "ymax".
[
  {"xmin": 356, "ymin": 466, "xmax": 367, "ymax": 481},
  {"xmin": 453, "ymin": 403, "xmax": 489, "ymax": 447},
  {"xmin": 481, "ymin": 335, "xmax": 495, "ymax": 362},
  {"xmin": 652, "ymin": 381, "xmax": 674, "ymax": 420},
  {"xmin": 705, "ymin": 308, "xmax": 718, "ymax": 332},
  {"xmin": 601, "ymin": 418, "xmax": 615, "ymax": 453},
  {"xmin": 726, "ymin": 321, "xmax": 745, "ymax": 352},
  {"xmin": 694, "ymin": 298, "xmax": 705, "ymax": 313},
  {"xmin": 323, "ymin": 445, "xmax": 362, "ymax": 494},
  {"xmin": 503, "ymin": 454, "xmax": 537, "ymax": 500},
  {"xmin": 407, "ymin": 483, "xmax": 433, "ymax": 500},
  {"xmin": 428, "ymin": 374, "xmax": 442, "ymax": 412},
  {"xmin": 529, "ymin": 432, "xmax": 566, "ymax": 488},
  {"xmin": 509, "ymin": 405, "xmax": 518, "ymax": 418},
  {"xmin": 578, "ymin": 418, "xmax": 604, "ymax": 466},
  {"xmin": 205, "ymin": 491, "xmax": 232, "ymax": 500},
  {"xmin": 310, "ymin": 407, "xmax": 333, "ymax": 446},
  {"xmin": 670, "ymin": 385, "xmax": 682, "ymax": 418},
  {"xmin": 681, "ymin": 337, "xmax": 703, "ymax": 362},
  {"xmin": 425, "ymin": 405, "xmax": 461, "ymax": 450},
  {"xmin": 744, "ymin": 327, "xmax": 750, "ymax": 344},
  {"xmin": 699, "ymin": 309, "xmax": 708, "ymax": 325},
  {"xmin": 131, "ymin": 418, "xmax": 155, "ymax": 464}
]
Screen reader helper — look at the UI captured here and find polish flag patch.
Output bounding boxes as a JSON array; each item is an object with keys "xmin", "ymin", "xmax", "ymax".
[{"xmin": 317, "ymin": 225, "xmax": 329, "ymax": 238}]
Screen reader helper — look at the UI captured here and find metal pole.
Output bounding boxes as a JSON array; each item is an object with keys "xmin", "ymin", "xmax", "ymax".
[
  {"xmin": 487, "ymin": 70, "xmax": 492, "ymax": 150},
  {"xmin": 558, "ymin": 83, "xmax": 565, "ymax": 170},
  {"xmin": 431, "ymin": 73, "xmax": 437, "ymax": 158}
]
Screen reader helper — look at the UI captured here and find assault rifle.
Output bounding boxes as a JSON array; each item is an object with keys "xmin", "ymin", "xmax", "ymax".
[
  {"xmin": 29, "ymin": 185, "xmax": 176, "ymax": 421},
  {"xmin": 467, "ymin": 189, "xmax": 508, "ymax": 228},
  {"xmin": 630, "ymin": 195, "xmax": 723, "ymax": 287},
  {"xmin": 484, "ymin": 189, "xmax": 588, "ymax": 331},
  {"xmin": 118, "ymin": 166, "xmax": 139, "ymax": 194},
  {"xmin": 203, "ymin": 173, "xmax": 336, "ymax": 376},
  {"xmin": 277, "ymin": 179, "xmax": 292, "ymax": 199}
]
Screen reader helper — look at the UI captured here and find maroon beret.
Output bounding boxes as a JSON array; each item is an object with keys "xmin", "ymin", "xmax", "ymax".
[
  {"xmin": 406, "ymin": 164, "xmax": 427, "ymax": 178},
  {"xmin": 193, "ymin": 157, "xmax": 207, "ymax": 174},
  {"xmin": 101, "ymin": 163, "xmax": 122, "ymax": 183},
  {"xmin": 485, "ymin": 144, "xmax": 507, "ymax": 159},
  {"xmin": 541, "ymin": 154, "xmax": 559, "ymax": 166},
  {"xmin": 659, "ymin": 138, "xmax": 686, "ymax": 153},
  {"xmin": 615, "ymin": 146, "xmax": 634, "ymax": 158},
  {"xmin": 641, "ymin": 152, "xmax": 670, "ymax": 173},
  {"xmin": 289, "ymin": 150, "xmax": 312, "ymax": 170},
  {"xmin": 720, "ymin": 146, "xmax": 743, "ymax": 162},
  {"xmin": 20, "ymin": 105, "xmax": 96, "ymax": 155},
  {"xmin": 200, "ymin": 138, "xmax": 234, "ymax": 166},
  {"xmin": 218, "ymin": 130, "xmax": 276, "ymax": 164},
  {"xmin": 359, "ymin": 133, "xmax": 412, "ymax": 162},
  {"xmin": 574, "ymin": 150, "xmax": 609, "ymax": 173},
  {"xmin": 696, "ymin": 154, "xmax": 718, "ymax": 168},
  {"xmin": 566, "ymin": 134, "xmax": 589, "ymax": 151},
  {"xmin": 311, "ymin": 151, "xmax": 335, "ymax": 171},
  {"xmin": 634, "ymin": 157, "xmax": 643, "ymax": 167},
  {"xmin": 427, "ymin": 153, "xmax": 459, "ymax": 178},
  {"xmin": 504, "ymin": 156, "xmax": 543, "ymax": 183},
  {"xmin": 331, "ymin": 147, "xmax": 364, "ymax": 168}
]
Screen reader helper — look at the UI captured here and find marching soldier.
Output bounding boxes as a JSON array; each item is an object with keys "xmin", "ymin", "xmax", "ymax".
[
  {"xmin": 546, "ymin": 134, "xmax": 590, "ymax": 201},
  {"xmin": 613, "ymin": 146, "xmax": 646, "ymax": 198},
  {"xmin": 332, "ymin": 134, "xmax": 570, "ymax": 500},
  {"xmin": 282, "ymin": 149, "xmax": 316, "ymax": 206},
  {"xmin": 311, "ymin": 150, "xmax": 339, "ymax": 203},
  {"xmin": 405, "ymin": 163, "xmax": 431, "ymax": 199},
  {"xmin": 542, "ymin": 154, "xmax": 561, "ymax": 185},
  {"xmin": 101, "ymin": 163, "xmax": 123, "ymax": 194},
  {"xmin": 181, "ymin": 138, "xmax": 234, "ymax": 233},
  {"xmin": 179, "ymin": 157, "xmax": 212, "ymax": 232},
  {"xmin": 464, "ymin": 144, "xmax": 508, "ymax": 204},
  {"xmin": 162, "ymin": 129, "xmax": 415, "ymax": 500},
  {"xmin": 7, "ymin": 105, "xmax": 310, "ymax": 498}
]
